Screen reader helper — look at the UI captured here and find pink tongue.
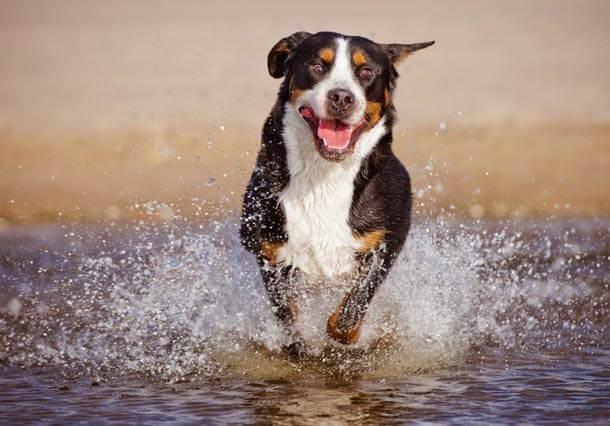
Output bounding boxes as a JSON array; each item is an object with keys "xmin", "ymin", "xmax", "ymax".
[{"xmin": 317, "ymin": 119, "xmax": 354, "ymax": 149}]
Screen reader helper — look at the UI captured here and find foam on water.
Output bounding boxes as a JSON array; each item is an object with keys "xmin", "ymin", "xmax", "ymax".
[{"xmin": 0, "ymin": 215, "xmax": 607, "ymax": 382}]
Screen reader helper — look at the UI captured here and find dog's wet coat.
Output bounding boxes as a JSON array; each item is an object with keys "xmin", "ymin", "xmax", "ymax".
[{"xmin": 240, "ymin": 31, "xmax": 433, "ymax": 357}]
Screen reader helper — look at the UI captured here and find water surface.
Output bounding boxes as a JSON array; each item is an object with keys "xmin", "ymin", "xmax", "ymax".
[{"xmin": 1, "ymin": 216, "xmax": 608, "ymax": 423}]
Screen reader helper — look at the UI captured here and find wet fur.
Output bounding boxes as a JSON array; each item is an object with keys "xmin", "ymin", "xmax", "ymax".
[{"xmin": 240, "ymin": 32, "xmax": 433, "ymax": 357}]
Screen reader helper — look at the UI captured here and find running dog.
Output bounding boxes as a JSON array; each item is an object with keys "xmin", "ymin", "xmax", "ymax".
[{"xmin": 240, "ymin": 31, "xmax": 434, "ymax": 358}]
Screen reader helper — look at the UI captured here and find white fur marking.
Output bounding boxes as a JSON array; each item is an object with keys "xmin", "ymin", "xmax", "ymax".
[
  {"xmin": 294, "ymin": 37, "xmax": 366, "ymax": 126},
  {"xmin": 278, "ymin": 99, "xmax": 387, "ymax": 280}
]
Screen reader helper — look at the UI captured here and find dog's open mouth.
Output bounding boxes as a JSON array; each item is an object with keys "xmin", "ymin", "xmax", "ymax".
[{"xmin": 299, "ymin": 106, "xmax": 366, "ymax": 161}]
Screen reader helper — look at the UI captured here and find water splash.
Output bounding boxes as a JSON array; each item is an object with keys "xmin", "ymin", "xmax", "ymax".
[{"xmin": 0, "ymin": 216, "xmax": 607, "ymax": 382}]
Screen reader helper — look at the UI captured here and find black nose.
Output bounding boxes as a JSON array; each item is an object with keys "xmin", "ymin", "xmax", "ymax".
[{"xmin": 327, "ymin": 88, "xmax": 355, "ymax": 113}]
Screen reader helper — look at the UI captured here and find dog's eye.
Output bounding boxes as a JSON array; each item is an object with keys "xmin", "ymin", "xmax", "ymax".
[
  {"xmin": 358, "ymin": 66, "xmax": 375, "ymax": 81},
  {"xmin": 310, "ymin": 62, "xmax": 325, "ymax": 75}
]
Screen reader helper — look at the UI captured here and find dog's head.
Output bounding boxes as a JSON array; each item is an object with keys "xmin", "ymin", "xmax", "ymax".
[{"xmin": 268, "ymin": 31, "xmax": 434, "ymax": 162}]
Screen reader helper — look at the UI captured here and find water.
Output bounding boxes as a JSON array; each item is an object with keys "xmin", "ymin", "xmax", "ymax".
[{"xmin": 1, "ymin": 215, "xmax": 608, "ymax": 423}]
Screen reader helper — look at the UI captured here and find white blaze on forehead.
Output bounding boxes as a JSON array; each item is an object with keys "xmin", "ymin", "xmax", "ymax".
[
  {"xmin": 308, "ymin": 37, "xmax": 366, "ymax": 125},
  {"xmin": 327, "ymin": 38, "xmax": 360, "ymax": 92}
]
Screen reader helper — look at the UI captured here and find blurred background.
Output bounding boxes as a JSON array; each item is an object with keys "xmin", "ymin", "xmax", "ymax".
[{"xmin": 1, "ymin": 0, "xmax": 609, "ymax": 224}]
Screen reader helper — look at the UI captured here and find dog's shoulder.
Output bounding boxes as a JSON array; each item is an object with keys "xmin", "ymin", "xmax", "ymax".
[
  {"xmin": 240, "ymin": 109, "xmax": 290, "ymax": 255},
  {"xmin": 349, "ymin": 142, "xmax": 412, "ymax": 251}
]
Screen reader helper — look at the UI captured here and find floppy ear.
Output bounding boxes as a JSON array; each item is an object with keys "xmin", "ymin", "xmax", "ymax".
[
  {"xmin": 382, "ymin": 41, "xmax": 435, "ymax": 64},
  {"xmin": 267, "ymin": 31, "xmax": 312, "ymax": 78}
]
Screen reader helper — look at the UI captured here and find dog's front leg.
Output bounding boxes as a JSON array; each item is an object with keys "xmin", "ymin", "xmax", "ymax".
[
  {"xmin": 258, "ymin": 257, "xmax": 306, "ymax": 359},
  {"xmin": 327, "ymin": 245, "xmax": 393, "ymax": 345}
]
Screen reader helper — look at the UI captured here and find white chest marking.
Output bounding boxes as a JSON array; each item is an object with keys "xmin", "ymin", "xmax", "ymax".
[
  {"xmin": 277, "ymin": 37, "xmax": 388, "ymax": 280},
  {"xmin": 278, "ymin": 112, "xmax": 387, "ymax": 280},
  {"xmin": 278, "ymin": 128, "xmax": 361, "ymax": 279}
]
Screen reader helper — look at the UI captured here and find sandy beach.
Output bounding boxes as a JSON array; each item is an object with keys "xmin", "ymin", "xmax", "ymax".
[{"xmin": 1, "ymin": 0, "xmax": 609, "ymax": 223}]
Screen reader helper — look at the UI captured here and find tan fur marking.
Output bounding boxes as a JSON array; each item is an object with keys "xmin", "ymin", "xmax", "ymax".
[
  {"xmin": 319, "ymin": 47, "xmax": 334, "ymax": 63},
  {"xmin": 290, "ymin": 88, "xmax": 304, "ymax": 104},
  {"xmin": 365, "ymin": 101, "xmax": 382, "ymax": 128},
  {"xmin": 352, "ymin": 50, "xmax": 367, "ymax": 67},
  {"xmin": 287, "ymin": 296, "xmax": 299, "ymax": 320},
  {"xmin": 356, "ymin": 229, "xmax": 386, "ymax": 254},
  {"xmin": 261, "ymin": 241, "xmax": 283, "ymax": 264},
  {"xmin": 327, "ymin": 299, "xmax": 362, "ymax": 345},
  {"xmin": 275, "ymin": 41, "xmax": 291, "ymax": 53},
  {"xmin": 384, "ymin": 89, "xmax": 391, "ymax": 106},
  {"xmin": 396, "ymin": 50, "xmax": 411, "ymax": 63}
]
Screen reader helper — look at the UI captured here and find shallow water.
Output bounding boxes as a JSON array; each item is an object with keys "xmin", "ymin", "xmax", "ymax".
[{"xmin": 1, "ymin": 215, "xmax": 608, "ymax": 423}]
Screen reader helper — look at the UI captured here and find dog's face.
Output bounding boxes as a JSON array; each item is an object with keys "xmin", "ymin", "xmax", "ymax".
[{"xmin": 268, "ymin": 32, "xmax": 433, "ymax": 162}]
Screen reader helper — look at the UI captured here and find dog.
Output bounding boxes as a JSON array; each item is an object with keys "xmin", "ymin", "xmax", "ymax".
[{"xmin": 240, "ymin": 31, "xmax": 434, "ymax": 358}]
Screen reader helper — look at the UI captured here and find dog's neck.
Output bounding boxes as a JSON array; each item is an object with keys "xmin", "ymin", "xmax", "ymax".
[{"xmin": 276, "ymin": 103, "xmax": 388, "ymax": 278}]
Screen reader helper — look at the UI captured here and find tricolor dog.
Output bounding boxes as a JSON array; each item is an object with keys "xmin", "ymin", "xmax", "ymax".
[{"xmin": 240, "ymin": 31, "xmax": 434, "ymax": 358}]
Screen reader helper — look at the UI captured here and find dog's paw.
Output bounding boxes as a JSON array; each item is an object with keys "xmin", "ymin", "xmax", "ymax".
[
  {"xmin": 326, "ymin": 309, "xmax": 362, "ymax": 345},
  {"xmin": 283, "ymin": 340, "xmax": 308, "ymax": 362}
]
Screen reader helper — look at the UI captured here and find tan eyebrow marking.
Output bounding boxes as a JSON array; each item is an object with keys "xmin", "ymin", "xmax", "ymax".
[
  {"xmin": 319, "ymin": 47, "xmax": 334, "ymax": 63},
  {"xmin": 352, "ymin": 50, "xmax": 367, "ymax": 66}
]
